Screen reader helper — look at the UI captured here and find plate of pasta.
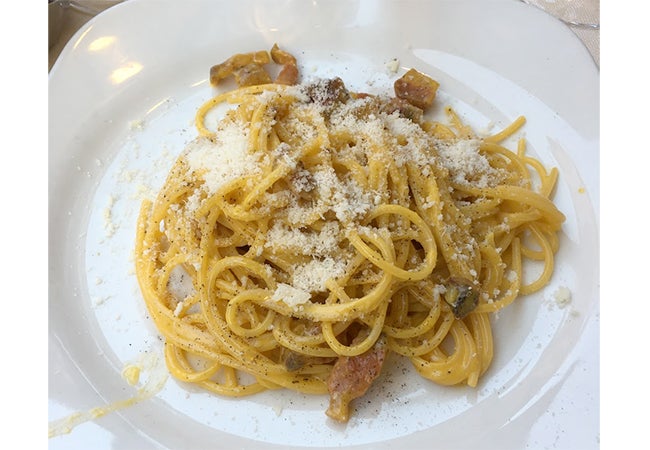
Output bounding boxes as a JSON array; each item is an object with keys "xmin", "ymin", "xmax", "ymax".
[{"xmin": 48, "ymin": 0, "xmax": 599, "ymax": 449}]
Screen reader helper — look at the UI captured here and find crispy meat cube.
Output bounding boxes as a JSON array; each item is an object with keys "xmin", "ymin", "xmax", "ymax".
[
  {"xmin": 393, "ymin": 68, "xmax": 440, "ymax": 110},
  {"xmin": 325, "ymin": 336, "xmax": 387, "ymax": 422}
]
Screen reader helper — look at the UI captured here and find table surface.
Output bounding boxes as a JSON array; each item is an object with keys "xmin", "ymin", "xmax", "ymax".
[{"xmin": 48, "ymin": 0, "xmax": 600, "ymax": 72}]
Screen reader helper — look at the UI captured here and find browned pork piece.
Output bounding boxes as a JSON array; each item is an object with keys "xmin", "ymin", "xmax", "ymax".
[
  {"xmin": 209, "ymin": 50, "xmax": 271, "ymax": 85},
  {"xmin": 305, "ymin": 77, "xmax": 350, "ymax": 106},
  {"xmin": 393, "ymin": 68, "xmax": 440, "ymax": 110},
  {"xmin": 270, "ymin": 43, "xmax": 296, "ymax": 65},
  {"xmin": 275, "ymin": 63, "xmax": 299, "ymax": 85},
  {"xmin": 271, "ymin": 43, "xmax": 299, "ymax": 85},
  {"xmin": 325, "ymin": 336, "xmax": 387, "ymax": 422},
  {"xmin": 233, "ymin": 63, "xmax": 272, "ymax": 87},
  {"xmin": 381, "ymin": 97, "xmax": 424, "ymax": 123},
  {"xmin": 443, "ymin": 277, "xmax": 479, "ymax": 319},
  {"xmin": 209, "ymin": 45, "xmax": 299, "ymax": 87}
]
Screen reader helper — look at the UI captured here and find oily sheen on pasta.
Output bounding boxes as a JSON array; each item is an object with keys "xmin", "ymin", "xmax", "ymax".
[{"xmin": 135, "ymin": 55, "xmax": 565, "ymax": 422}]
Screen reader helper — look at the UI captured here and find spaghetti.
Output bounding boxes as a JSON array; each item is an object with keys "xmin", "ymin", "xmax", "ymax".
[{"xmin": 135, "ymin": 50, "xmax": 565, "ymax": 422}]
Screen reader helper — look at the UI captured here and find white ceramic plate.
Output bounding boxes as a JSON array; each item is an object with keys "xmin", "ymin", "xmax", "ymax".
[{"xmin": 48, "ymin": 1, "xmax": 599, "ymax": 448}]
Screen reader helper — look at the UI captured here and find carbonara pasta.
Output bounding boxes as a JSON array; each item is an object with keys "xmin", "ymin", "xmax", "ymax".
[{"xmin": 135, "ymin": 47, "xmax": 565, "ymax": 422}]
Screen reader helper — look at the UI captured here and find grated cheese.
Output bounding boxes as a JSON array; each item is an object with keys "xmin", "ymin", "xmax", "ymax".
[
  {"xmin": 553, "ymin": 286, "xmax": 572, "ymax": 308},
  {"xmin": 292, "ymin": 257, "xmax": 347, "ymax": 293},
  {"xmin": 506, "ymin": 270, "xmax": 518, "ymax": 283},
  {"xmin": 385, "ymin": 58, "xmax": 400, "ymax": 74},
  {"xmin": 265, "ymin": 221, "xmax": 341, "ymax": 257},
  {"xmin": 183, "ymin": 122, "xmax": 261, "ymax": 197},
  {"xmin": 436, "ymin": 139, "xmax": 503, "ymax": 188},
  {"xmin": 103, "ymin": 194, "xmax": 118, "ymax": 238},
  {"xmin": 271, "ymin": 283, "xmax": 311, "ymax": 308},
  {"xmin": 167, "ymin": 265, "xmax": 194, "ymax": 301}
]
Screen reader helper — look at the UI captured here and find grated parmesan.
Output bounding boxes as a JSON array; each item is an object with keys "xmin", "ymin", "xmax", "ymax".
[
  {"xmin": 292, "ymin": 257, "xmax": 347, "ymax": 293},
  {"xmin": 271, "ymin": 283, "xmax": 311, "ymax": 308},
  {"xmin": 167, "ymin": 265, "xmax": 194, "ymax": 301},
  {"xmin": 265, "ymin": 221, "xmax": 341, "ymax": 257},
  {"xmin": 436, "ymin": 139, "xmax": 503, "ymax": 188},
  {"xmin": 183, "ymin": 123, "xmax": 261, "ymax": 197},
  {"xmin": 385, "ymin": 58, "xmax": 400, "ymax": 74},
  {"xmin": 553, "ymin": 286, "xmax": 572, "ymax": 308}
]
